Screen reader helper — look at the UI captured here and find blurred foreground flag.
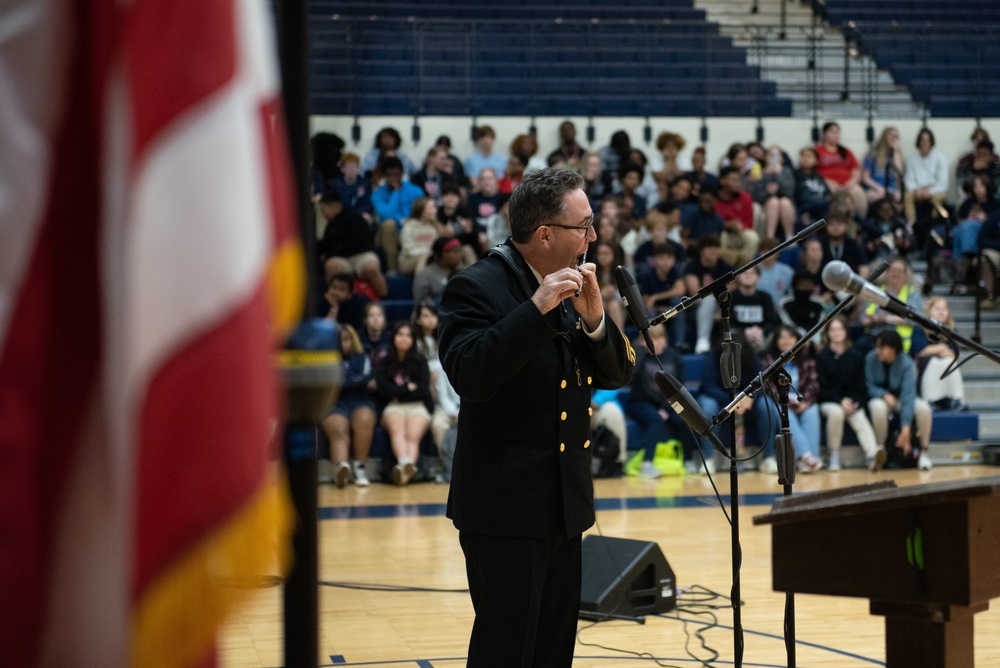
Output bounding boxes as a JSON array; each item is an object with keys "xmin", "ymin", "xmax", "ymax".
[{"xmin": 0, "ymin": 0, "xmax": 303, "ymax": 666}]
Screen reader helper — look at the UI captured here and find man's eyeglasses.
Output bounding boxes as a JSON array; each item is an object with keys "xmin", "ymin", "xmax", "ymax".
[{"xmin": 541, "ymin": 215, "xmax": 595, "ymax": 234}]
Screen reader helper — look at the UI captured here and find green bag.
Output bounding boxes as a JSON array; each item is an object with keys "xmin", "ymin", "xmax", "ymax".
[{"xmin": 624, "ymin": 439, "xmax": 685, "ymax": 477}]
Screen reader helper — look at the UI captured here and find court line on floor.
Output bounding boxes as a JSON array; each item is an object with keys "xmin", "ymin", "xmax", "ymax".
[{"xmin": 318, "ymin": 493, "xmax": 784, "ymax": 520}]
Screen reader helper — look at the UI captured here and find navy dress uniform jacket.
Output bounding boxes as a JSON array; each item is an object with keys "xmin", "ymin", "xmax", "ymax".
[{"xmin": 438, "ymin": 241, "xmax": 635, "ymax": 539}]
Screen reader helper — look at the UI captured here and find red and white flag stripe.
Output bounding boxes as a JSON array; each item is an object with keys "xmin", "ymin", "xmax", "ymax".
[{"xmin": 0, "ymin": 1, "xmax": 301, "ymax": 666}]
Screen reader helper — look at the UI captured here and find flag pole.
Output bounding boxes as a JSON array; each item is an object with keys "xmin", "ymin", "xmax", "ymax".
[{"xmin": 274, "ymin": 1, "xmax": 322, "ymax": 667}]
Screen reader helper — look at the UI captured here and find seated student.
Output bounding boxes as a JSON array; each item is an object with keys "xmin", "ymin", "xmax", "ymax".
[
  {"xmin": 320, "ymin": 324, "xmax": 376, "ymax": 488},
  {"xmin": 463, "ymin": 125, "xmax": 507, "ymax": 191},
  {"xmin": 483, "ymin": 193, "xmax": 512, "ymax": 250},
  {"xmin": 859, "ymin": 197, "xmax": 913, "ymax": 264},
  {"xmin": 756, "ymin": 237, "xmax": 795, "ymax": 305},
  {"xmin": 820, "ymin": 196, "xmax": 869, "ymax": 276},
  {"xmin": 865, "ymin": 329, "xmax": 933, "ymax": 470},
  {"xmin": 623, "ymin": 325, "xmax": 698, "ymax": 477},
  {"xmin": 329, "ymin": 152, "xmax": 373, "ymax": 219},
  {"xmin": 684, "ymin": 146, "xmax": 718, "ymax": 200},
  {"xmin": 497, "ymin": 153, "xmax": 526, "ymax": 194},
  {"xmin": 952, "ymin": 174, "xmax": 1000, "ymax": 292},
  {"xmin": 778, "ymin": 269, "xmax": 826, "ymax": 343},
  {"xmin": 468, "ymin": 167, "xmax": 502, "ymax": 227},
  {"xmin": 374, "ymin": 321, "xmax": 433, "ymax": 485},
  {"xmin": 853, "ymin": 256, "xmax": 922, "ymax": 355},
  {"xmin": 752, "ymin": 145, "xmax": 797, "ymax": 242},
  {"xmin": 684, "ymin": 234, "xmax": 734, "ymax": 353},
  {"xmin": 323, "ymin": 273, "xmax": 368, "ymax": 332},
  {"xmin": 616, "ymin": 162, "xmax": 649, "ymax": 223},
  {"xmin": 917, "ymin": 297, "xmax": 966, "ymax": 412},
  {"xmin": 696, "ymin": 331, "xmax": 779, "ymax": 472},
  {"xmin": 730, "ymin": 266, "xmax": 780, "ymax": 352},
  {"xmin": 681, "ymin": 186, "xmax": 725, "ymax": 253},
  {"xmin": 412, "ymin": 145, "xmax": 458, "ymax": 205},
  {"xmin": 371, "ymin": 156, "xmax": 424, "ymax": 273},
  {"xmin": 361, "ymin": 126, "xmax": 417, "ymax": 178},
  {"xmin": 634, "ymin": 202, "xmax": 686, "ymax": 279},
  {"xmin": 413, "ymin": 236, "xmax": 464, "ymax": 306},
  {"xmin": 817, "ymin": 316, "xmax": 885, "ymax": 472},
  {"xmin": 591, "ymin": 388, "xmax": 628, "ymax": 469},
  {"xmin": 639, "ymin": 243, "xmax": 686, "ymax": 348},
  {"xmin": 359, "ymin": 302, "xmax": 391, "ymax": 362},
  {"xmin": 398, "ymin": 197, "xmax": 443, "ymax": 275},
  {"xmin": 317, "ymin": 190, "xmax": 387, "ymax": 300},
  {"xmin": 437, "ymin": 182, "xmax": 484, "ymax": 263},
  {"xmin": 793, "ymin": 146, "xmax": 831, "ymax": 227},
  {"xmin": 760, "ymin": 325, "xmax": 823, "ymax": 473},
  {"xmin": 592, "ymin": 241, "xmax": 626, "ymax": 331},
  {"xmin": 715, "ymin": 166, "xmax": 760, "ymax": 267},
  {"xmin": 797, "ymin": 238, "xmax": 831, "ymax": 302}
]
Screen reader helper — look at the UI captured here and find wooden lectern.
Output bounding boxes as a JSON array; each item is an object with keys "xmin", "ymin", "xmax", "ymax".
[{"xmin": 753, "ymin": 476, "xmax": 1000, "ymax": 667}]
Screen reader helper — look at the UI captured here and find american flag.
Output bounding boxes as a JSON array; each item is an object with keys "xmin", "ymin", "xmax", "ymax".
[{"xmin": 0, "ymin": 1, "xmax": 302, "ymax": 665}]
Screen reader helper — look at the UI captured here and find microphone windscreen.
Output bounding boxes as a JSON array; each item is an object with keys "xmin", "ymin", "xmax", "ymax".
[{"xmin": 821, "ymin": 260, "xmax": 852, "ymax": 292}]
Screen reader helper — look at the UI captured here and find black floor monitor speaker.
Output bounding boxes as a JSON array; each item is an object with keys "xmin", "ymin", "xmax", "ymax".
[{"xmin": 579, "ymin": 535, "xmax": 677, "ymax": 622}]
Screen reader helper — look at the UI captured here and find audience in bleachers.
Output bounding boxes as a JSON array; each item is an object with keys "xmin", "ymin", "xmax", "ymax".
[
  {"xmin": 314, "ymin": 116, "xmax": 996, "ymax": 482},
  {"xmin": 917, "ymin": 297, "xmax": 966, "ymax": 412},
  {"xmin": 413, "ymin": 237, "xmax": 464, "ymax": 306},
  {"xmin": 817, "ymin": 316, "xmax": 885, "ymax": 472},
  {"xmin": 815, "ymin": 121, "xmax": 867, "ymax": 218},
  {"xmin": 320, "ymin": 324, "xmax": 376, "ymax": 488},
  {"xmin": 324, "ymin": 273, "xmax": 369, "ymax": 332},
  {"xmin": 359, "ymin": 302, "xmax": 391, "ymax": 361},
  {"xmin": 317, "ymin": 190, "xmax": 388, "ymax": 299},
  {"xmin": 362, "ymin": 126, "xmax": 417, "ymax": 178},
  {"xmin": 548, "ymin": 120, "xmax": 584, "ymax": 172},
  {"xmin": 464, "ymin": 126, "xmax": 507, "ymax": 190},
  {"xmin": 865, "ymin": 329, "xmax": 933, "ymax": 470},
  {"xmin": 715, "ymin": 166, "xmax": 760, "ymax": 267},
  {"xmin": 371, "ymin": 156, "xmax": 424, "ymax": 272},
  {"xmin": 374, "ymin": 321, "xmax": 434, "ymax": 486},
  {"xmin": 861, "ymin": 126, "xmax": 904, "ymax": 208},
  {"xmin": 761, "ymin": 325, "xmax": 823, "ymax": 473},
  {"xmin": 412, "ymin": 146, "xmax": 459, "ymax": 205}
]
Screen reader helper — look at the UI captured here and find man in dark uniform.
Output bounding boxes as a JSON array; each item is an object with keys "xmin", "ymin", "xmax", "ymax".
[{"xmin": 438, "ymin": 169, "xmax": 635, "ymax": 667}]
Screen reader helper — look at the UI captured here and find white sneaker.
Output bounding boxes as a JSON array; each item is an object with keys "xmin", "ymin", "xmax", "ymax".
[
  {"xmin": 695, "ymin": 337, "xmax": 711, "ymax": 354},
  {"xmin": 702, "ymin": 458, "xmax": 716, "ymax": 475},
  {"xmin": 392, "ymin": 459, "xmax": 417, "ymax": 485},
  {"xmin": 638, "ymin": 461, "xmax": 662, "ymax": 479},
  {"xmin": 317, "ymin": 459, "xmax": 334, "ymax": 484},
  {"xmin": 799, "ymin": 452, "xmax": 823, "ymax": 473},
  {"xmin": 760, "ymin": 456, "xmax": 778, "ymax": 474},
  {"xmin": 333, "ymin": 461, "xmax": 351, "ymax": 489},
  {"xmin": 918, "ymin": 452, "xmax": 933, "ymax": 471},
  {"xmin": 868, "ymin": 447, "xmax": 887, "ymax": 472},
  {"xmin": 828, "ymin": 451, "xmax": 841, "ymax": 472},
  {"xmin": 352, "ymin": 461, "xmax": 370, "ymax": 487}
]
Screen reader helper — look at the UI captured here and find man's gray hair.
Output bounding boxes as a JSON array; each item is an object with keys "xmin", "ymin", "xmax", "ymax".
[{"xmin": 508, "ymin": 168, "xmax": 585, "ymax": 243}]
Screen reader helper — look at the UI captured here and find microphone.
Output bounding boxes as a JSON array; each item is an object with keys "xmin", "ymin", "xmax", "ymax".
[
  {"xmin": 654, "ymin": 372, "xmax": 728, "ymax": 456},
  {"xmin": 821, "ymin": 260, "xmax": 911, "ymax": 318},
  {"xmin": 615, "ymin": 265, "xmax": 656, "ymax": 354}
]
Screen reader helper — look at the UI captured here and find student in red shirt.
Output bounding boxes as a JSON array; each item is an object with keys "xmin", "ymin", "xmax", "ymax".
[
  {"xmin": 715, "ymin": 166, "xmax": 760, "ymax": 267},
  {"xmin": 815, "ymin": 121, "xmax": 867, "ymax": 218}
]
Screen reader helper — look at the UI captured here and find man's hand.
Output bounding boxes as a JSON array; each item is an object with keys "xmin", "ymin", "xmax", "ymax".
[
  {"xmin": 532, "ymin": 267, "xmax": 585, "ymax": 316},
  {"xmin": 840, "ymin": 397, "xmax": 858, "ymax": 416},
  {"xmin": 883, "ymin": 393, "xmax": 899, "ymax": 410}
]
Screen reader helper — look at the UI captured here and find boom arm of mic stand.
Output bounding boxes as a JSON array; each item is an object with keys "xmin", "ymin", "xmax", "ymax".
[
  {"xmin": 714, "ymin": 259, "xmax": 891, "ymax": 424},
  {"xmin": 649, "ymin": 219, "xmax": 827, "ymax": 327}
]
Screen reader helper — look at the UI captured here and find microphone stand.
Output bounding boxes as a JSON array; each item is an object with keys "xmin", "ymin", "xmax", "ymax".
[
  {"xmin": 773, "ymin": 369, "xmax": 797, "ymax": 668},
  {"xmin": 643, "ymin": 220, "xmax": 826, "ymax": 668},
  {"xmin": 715, "ymin": 289, "xmax": 745, "ymax": 668},
  {"xmin": 712, "ymin": 260, "xmax": 889, "ymax": 668}
]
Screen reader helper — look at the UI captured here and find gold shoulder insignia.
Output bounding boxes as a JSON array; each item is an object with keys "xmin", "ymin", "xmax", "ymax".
[{"xmin": 621, "ymin": 330, "xmax": 636, "ymax": 365}]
